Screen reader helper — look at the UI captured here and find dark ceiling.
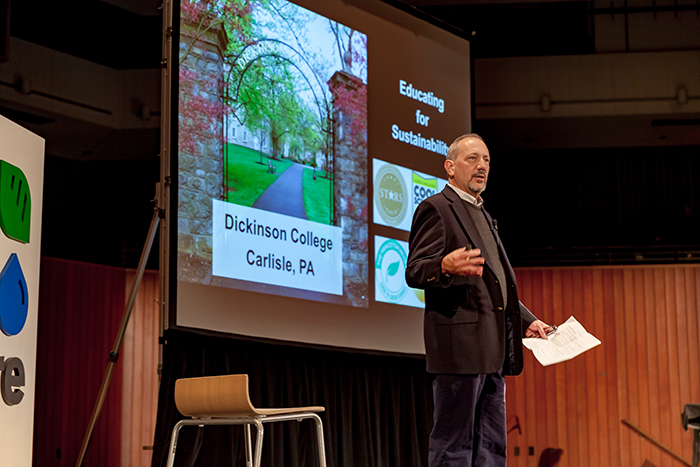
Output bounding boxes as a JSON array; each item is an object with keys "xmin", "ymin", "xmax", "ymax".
[
  {"xmin": 6, "ymin": 0, "xmax": 597, "ymax": 68},
  {"xmin": 394, "ymin": 0, "xmax": 595, "ymax": 57},
  {"xmin": 7, "ymin": 0, "xmax": 700, "ymax": 63},
  {"xmin": 9, "ymin": 0, "xmax": 163, "ymax": 69}
]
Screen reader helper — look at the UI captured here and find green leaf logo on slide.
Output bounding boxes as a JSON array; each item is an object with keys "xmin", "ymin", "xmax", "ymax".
[
  {"xmin": 386, "ymin": 260, "xmax": 400, "ymax": 277},
  {"xmin": 0, "ymin": 160, "xmax": 31, "ymax": 244},
  {"xmin": 376, "ymin": 238, "xmax": 409, "ymax": 303}
]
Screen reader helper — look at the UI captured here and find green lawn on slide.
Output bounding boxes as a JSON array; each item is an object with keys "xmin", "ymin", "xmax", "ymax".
[
  {"xmin": 224, "ymin": 143, "xmax": 293, "ymax": 206},
  {"xmin": 302, "ymin": 168, "xmax": 331, "ymax": 225}
]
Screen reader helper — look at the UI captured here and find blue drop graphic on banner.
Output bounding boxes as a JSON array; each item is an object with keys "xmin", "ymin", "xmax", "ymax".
[{"xmin": 0, "ymin": 253, "xmax": 29, "ymax": 336}]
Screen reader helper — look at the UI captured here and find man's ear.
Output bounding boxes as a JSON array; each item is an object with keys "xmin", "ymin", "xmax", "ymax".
[{"xmin": 444, "ymin": 158, "xmax": 454, "ymax": 177}]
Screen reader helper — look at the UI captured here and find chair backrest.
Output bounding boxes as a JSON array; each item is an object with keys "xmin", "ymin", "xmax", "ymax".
[{"xmin": 174, "ymin": 374, "xmax": 257, "ymax": 418}]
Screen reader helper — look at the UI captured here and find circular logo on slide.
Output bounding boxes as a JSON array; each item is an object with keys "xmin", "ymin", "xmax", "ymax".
[
  {"xmin": 0, "ymin": 253, "xmax": 29, "ymax": 336},
  {"xmin": 413, "ymin": 288, "xmax": 425, "ymax": 303},
  {"xmin": 374, "ymin": 164, "xmax": 408, "ymax": 226},
  {"xmin": 376, "ymin": 239, "xmax": 408, "ymax": 303}
]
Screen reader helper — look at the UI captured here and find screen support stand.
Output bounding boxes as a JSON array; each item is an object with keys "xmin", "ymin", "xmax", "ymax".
[{"xmin": 75, "ymin": 205, "xmax": 164, "ymax": 467}]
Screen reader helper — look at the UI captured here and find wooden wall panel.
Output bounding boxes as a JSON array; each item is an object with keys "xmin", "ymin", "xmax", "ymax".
[
  {"xmin": 38, "ymin": 260, "xmax": 698, "ymax": 467},
  {"xmin": 35, "ymin": 261, "xmax": 160, "ymax": 467},
  {"xmin": 507, "ymin": 265, "xmax": 700, "ymax": 467},
  {"xmin": 666, "ymin": 269, "xmax": 684, "ymax": 459},
  {"xmin": 34, "ymin": 258, "xmax": 125, "ymax": 467},
  {"xmin": 120, "ymin": 270, "xmax": 160, "ymax": 467}
]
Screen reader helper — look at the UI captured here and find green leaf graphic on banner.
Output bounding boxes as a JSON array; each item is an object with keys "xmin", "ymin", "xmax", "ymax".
[
  {"xmin": 387, "ymin": 261, "xmax": 400, "ymax": 277},
  {"xmin": 0, "ymin": 160, "xmax": 31, "ymax": 243}
]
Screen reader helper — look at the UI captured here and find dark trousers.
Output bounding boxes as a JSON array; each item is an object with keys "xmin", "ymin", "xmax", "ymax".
[{"xmin": 429, "ymin": 372, "xmax": 507, "ymax": 467}]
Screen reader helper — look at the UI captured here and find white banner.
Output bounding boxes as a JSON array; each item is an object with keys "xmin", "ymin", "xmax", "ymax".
[
  {"xmin": 213, "ymin": 200, "xmax": 343, "ymax": 295},
  {"xmin": 0, "ymin": 115, "xmax": 45, "ymax": 467}
]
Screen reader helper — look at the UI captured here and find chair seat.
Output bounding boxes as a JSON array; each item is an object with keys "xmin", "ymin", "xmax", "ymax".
[
  {"xmin": 190, "ymin": 406, "xmax": 326, "ymax": 419},
  {"xmin": 174, "ymin": 374, "xmax": 325, "ymax": 418}
]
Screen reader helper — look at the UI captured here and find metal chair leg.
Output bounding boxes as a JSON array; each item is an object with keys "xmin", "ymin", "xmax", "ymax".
[
  {"xmin": 244, "ymin": 424, "xmax": 253, "ymax": 467},
  {"xmin": 165, "ymin": 420, "xmax": 186, "ymax": 467},
  {"xmin": 311, "ymin": 413, "xmax": 327, "ymax": 467},
  {"xmin": 253, "ymin": 419, "xmax": 264, "ymax": 467},
  {"xmin": 164, "ymin": 414, "xmax": 326, "ymax": 467}
]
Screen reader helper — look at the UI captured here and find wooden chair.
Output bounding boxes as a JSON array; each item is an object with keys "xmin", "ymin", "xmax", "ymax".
[{"xmin": 165, "ymin": 374, "xmax": 327, "ymax": 467}]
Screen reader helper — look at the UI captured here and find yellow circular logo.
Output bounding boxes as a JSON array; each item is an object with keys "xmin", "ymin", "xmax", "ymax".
[
  {"xmin": 413, "ymin": 288, "xmax": 425, "ymax": 303},
  {"xmin": 374, "ymin": 164, "xmax": 407, "ymax": 226}
]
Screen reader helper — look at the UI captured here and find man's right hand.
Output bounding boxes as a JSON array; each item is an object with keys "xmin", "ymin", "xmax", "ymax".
[{"xmin": 441, "ymin": 247, "xmax": 485, "ymax": 276}]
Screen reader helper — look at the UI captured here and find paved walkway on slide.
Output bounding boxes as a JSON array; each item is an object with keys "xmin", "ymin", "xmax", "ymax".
[{"xmin": 253, "ymin": 162, "xmax": 308, "ymax": 219}]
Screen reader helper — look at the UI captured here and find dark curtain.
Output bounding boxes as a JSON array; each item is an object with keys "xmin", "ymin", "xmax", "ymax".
[
  {"xmin": 33, "ymin": 258, "xmax": 125, "ymax": 467},
  {"xmin": 151, "ymin": 330, "xmax": 433, "ymax": 467}
]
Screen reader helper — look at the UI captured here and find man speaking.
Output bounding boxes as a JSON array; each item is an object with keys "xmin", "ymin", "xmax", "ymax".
[{"xmin": 406, "ymin": 134, "xmax": 552, "ymax": 466}]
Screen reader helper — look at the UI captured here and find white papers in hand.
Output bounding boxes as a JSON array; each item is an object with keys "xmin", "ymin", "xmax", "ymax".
[{"xmin": 522, "ymin": 316, "xmax": 601, "ymax": 366}]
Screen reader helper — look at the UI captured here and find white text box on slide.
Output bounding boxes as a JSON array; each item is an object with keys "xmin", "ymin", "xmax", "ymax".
[{"xmin": 213, "ymin": 200, "xmax": 343, "ymax": 295}]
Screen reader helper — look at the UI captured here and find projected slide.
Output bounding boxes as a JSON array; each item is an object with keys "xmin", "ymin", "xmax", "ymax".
[
  {"xmin": 168, "ymin": 0, "xmax": 472, "ymax": 351},
  {"xmin": 178, "ymin": 0, "xmax": 369, "ymax": 307}
]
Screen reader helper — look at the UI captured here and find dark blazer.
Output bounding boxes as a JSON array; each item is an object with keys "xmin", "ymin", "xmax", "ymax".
[{"xmin": 406, "ymin": 186, "xmax": 536, "ymax": 375}]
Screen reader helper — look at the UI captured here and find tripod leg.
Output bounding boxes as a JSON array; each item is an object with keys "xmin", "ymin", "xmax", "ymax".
[{"xmin": 74, "ymin": 208, "xmax": 162, "ymax": 467}]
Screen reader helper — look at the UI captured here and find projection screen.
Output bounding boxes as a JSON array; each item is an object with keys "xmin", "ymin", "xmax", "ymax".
[{"xmin": 161, "ymin": 0, "xmax": 472, "ymax": 354}]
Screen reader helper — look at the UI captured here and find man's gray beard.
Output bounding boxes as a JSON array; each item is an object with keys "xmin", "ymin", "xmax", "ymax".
[{"xmin": 468, "ymin": 181, "xmax": 486, "ymax": 196}]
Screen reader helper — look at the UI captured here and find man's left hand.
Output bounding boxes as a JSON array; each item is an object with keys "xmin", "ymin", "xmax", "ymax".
[{"xmin": 525, "ymin": 320, "xmax": 554, "ymax": 339}]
